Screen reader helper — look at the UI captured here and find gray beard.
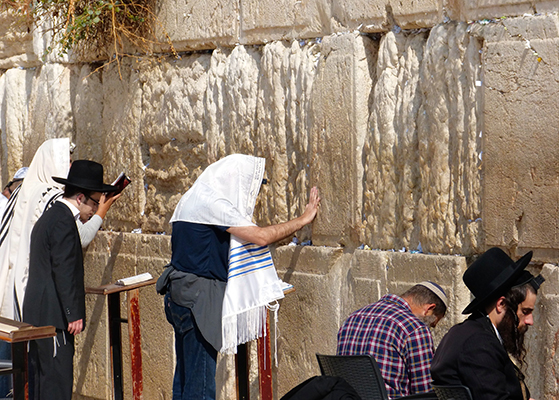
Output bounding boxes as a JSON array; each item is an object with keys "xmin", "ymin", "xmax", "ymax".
[{"xmin": 419, "ymin": 314, "xmax": 437, "ymax": 328}]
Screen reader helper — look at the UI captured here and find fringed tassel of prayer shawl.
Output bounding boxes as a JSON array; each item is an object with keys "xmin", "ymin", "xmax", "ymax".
[{"xmin": 220, "ymin": 235, "xmax": 284, "ymax": 354}]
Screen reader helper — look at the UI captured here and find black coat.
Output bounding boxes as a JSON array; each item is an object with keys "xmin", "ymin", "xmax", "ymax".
[
  {"xmin": 431, "ymin": 312, "xmax": 526, "ymax": 400},
  {"xmin": 23, "ymin": 202, "xmax": 85, "ymax": 331}
]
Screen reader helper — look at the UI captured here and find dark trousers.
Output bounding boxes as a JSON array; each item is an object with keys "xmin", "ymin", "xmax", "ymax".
[
  {"xmin": 164, "ymin": 293, "xmax": 217, "ymax": 400},
  {"xmin": 28, "ymin": 330, "xmax": 74, "ymax": 400}
]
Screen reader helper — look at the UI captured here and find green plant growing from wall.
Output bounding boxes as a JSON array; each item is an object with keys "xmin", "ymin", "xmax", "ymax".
[{"xmin": 1, "ymin": 0, "xmax": 176, "ymax": 78}]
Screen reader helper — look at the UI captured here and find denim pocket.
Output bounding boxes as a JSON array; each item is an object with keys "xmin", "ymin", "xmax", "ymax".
[{"xmin": 164, "ymin": 293, "xmax": 194, "ymax": 335}]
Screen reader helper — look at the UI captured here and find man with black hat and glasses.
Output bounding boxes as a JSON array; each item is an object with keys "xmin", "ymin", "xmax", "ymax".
[
  {"xmin": 23, "ymin": 160, "xmax": 118, "ymax": 400},
  {"xmin": 431, "ymin": 247, "xmax": 544, "ymax": 400}
]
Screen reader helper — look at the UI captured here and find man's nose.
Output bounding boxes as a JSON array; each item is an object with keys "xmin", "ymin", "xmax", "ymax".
[{"xmin": 525, "ymin": 314, "xmax": 534, "ymax": 326}]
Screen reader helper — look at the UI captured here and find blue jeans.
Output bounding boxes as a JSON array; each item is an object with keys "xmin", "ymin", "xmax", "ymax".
[
  {"xmin": 164, "ymin": 293, "xmax": 217, "ymax": 400},
  {"xmin": 0, "ymin": 341, "xmax": 11, "ymax": 397}
]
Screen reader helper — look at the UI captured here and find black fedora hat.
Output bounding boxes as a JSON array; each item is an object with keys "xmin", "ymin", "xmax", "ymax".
[
  {"xmin": 462, "ymin": 247, "xmax": 533, "ymax": 314},
  {"xmin": 53, "ymin": 160, "xmax": 118, "ymax": 193}
]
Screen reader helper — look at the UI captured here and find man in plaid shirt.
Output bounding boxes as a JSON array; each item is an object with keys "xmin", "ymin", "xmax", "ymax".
[{"xmin": 337, "ymin": 282, "xmax": 448, "ymax": 398}]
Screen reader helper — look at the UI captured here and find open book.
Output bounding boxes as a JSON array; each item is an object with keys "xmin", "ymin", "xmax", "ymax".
[
  {"xmin": 115, "ymin": 272, "xmax": 153, "ymax": 286},
  {"xmin": 111, "ymin": 172, "xmax": 131, "ymax": 196}
]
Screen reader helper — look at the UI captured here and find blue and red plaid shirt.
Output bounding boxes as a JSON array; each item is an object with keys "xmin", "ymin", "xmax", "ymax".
[{"xmin": 337, "ymin": 294, "xmax": 435, "ymax": 398}]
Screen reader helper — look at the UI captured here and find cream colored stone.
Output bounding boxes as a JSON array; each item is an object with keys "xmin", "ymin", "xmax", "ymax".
[
  {"xmin": 0, "ymin": 11, "xmax": 37, "ymax": 69},
  {"xmin": 155, "ymin": 0, "xmax": 239, "ymax": 51},
  {"xmin": 24, "ymin": 64, "xmax": 75, "ymax": 151},
  {"xmin": 364, "ymin": 23, "xmax": 483, "ymax": 255},
  {"xmin": 447, "ymin": 0, "xmax": 559, "ymax": 22},
  {"xmin": 309, "ymin": 33, "xmax": 376, "ymax": 248},
  {"xmin": 0, "ymin": 68, "xmax": 29, "ymax": 183},
  {"xmin": 240, "ymin": 0, "xmax": 331, "ymax": 43},
  {"xmin": 253, "ymin": 40, "xmax": 318, "ymax": 236},
  {"xmin": 479, "ymin": 14, "xmax": 559, "ymax": 259},
  {"xmin": 332, "ymin": 0, "xmax": 442, "ymax": 32}
]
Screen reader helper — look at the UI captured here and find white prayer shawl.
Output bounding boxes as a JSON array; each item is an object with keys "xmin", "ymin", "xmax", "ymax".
[
  {"xmin": 170, "ymin": 154, "xmax": 285, "ymax": 354},
  {"xmin": 0, "ymin": 138, "xmax": 70, "ymax": 320}
]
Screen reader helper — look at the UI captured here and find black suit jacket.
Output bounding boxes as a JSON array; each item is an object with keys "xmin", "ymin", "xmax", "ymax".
[
  {"xmin": 431, "ymin": 312, "xmax": 526, "ymax": 400},
  {"xmin": 23, "ymin": 201, "xmax": 85, "ymax": 331}
]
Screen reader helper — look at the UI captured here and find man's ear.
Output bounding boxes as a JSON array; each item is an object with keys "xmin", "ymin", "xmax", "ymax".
[
  {"xmin": 495, "ymin": 296, "xmax": 507, "ymax": 314},
  {"xmin": 424, "ymin": 303, "xmax": 436, "ymax": 315},
  {"xmin": 76, "ymin": 193, "xmax": 85, "ymax": 206}
]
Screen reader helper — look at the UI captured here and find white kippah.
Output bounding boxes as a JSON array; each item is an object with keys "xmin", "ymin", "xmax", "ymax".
[{"xmin": 418, "ymin": 281, "xmax": 448, "ymax": 309}]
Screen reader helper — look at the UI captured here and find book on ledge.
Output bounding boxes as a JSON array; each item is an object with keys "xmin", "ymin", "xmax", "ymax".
[
  {"xmin": 115, "ymin": 272, "xmax": 153, "ymax": 286},
  {"xmin": 0, "ymin": 317, "xmax": 56, "ymax": 342},
  {"xmin": 111, "ymin": 172, "xmax": 131, "ymax": 196}
]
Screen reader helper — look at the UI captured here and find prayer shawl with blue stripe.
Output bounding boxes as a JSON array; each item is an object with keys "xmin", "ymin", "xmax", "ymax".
[{"xmin": 170, "ymin": 154, "xmax": 285, "ymax": 354}]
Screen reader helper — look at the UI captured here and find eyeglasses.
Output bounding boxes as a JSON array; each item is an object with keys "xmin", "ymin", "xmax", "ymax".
[{"xmin": 85, "ymin": 196, "xmax": 100, "ymax": 207}]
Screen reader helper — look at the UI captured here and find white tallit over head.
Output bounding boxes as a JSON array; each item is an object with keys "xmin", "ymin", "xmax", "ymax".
[
  {"xmin": 170, "ymin": 154, "xmax": 285, "ymax": 354},
  {"xmin": 170, "ymin": 154, "xmax": 265, "ymax": 227},
  {"xmin": 0, "ymin": 138, "xmax": 70, "ymax": 320}
]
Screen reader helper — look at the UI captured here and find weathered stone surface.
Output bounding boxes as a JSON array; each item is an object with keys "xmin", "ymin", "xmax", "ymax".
[
  {"xmin": 0, "ymin": 11, "xmax": 36, "ymax": 69},
  {"xmin": 447, "ymin": 0, "xmax": 559, "ymax": 22},
  {"xmin": 310, "ymin": 33, "xmax": 376, "ymax": 248},
  {"xmin": 240, "ymin": 0, "xmax": 331, "ymax": 43},
  {"xmin": 479, "ymin": 14, "xmax": 559, "ymax": 260},
  {"xmin": 0, "ymin": 68, "xmax": 28, "ymax": 183},
  {"xmin": 363, "ymin": 23, "xmax": 483, "ymax": 255},
  {"xmin": 155, "ymin": 0, "xmax": 240, "ymax": 50},
  {"xmin": 331, "ymin": 0, "xmax": 442, "ymax": 32},
  {"xmin": 274, "ymin": 246, "xmax": 351, "ymax": 396}
]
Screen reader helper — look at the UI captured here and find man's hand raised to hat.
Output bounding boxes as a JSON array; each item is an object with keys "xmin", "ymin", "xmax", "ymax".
[{"xmin": 96, "ymin": 192, "xmax": 122, "ymax": 219}]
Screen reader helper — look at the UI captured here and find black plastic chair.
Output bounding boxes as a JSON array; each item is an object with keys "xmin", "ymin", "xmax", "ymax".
[
  {"xmin": 316, "ymin": 354, "xmax": 437, "ymax": 400},
  {"xmin": 432, "ymin": 384, "xmax": 473, "ymax": 400},
  {"xmin": 316, "ymin": 354, "xmax": 387, "ymax": 400}
]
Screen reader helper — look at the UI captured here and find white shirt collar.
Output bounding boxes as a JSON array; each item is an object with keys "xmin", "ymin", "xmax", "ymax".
[{"xmin": 58, "ymin": 198, "xmax": 80, "ymax": 222}]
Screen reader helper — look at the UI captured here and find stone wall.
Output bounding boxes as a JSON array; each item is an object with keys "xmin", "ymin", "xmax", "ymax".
[{"xmin": 2, "ymin": 0, "xmax": 559, "ymax": 399}]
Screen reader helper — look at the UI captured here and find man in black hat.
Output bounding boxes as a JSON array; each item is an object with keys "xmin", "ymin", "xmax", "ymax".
[
  {"xmin": 431, "ymin": 247, "xmax": 544, "ymax": 400},
  {"xmin": 23, "ymin": 160, "xmax": 118, "ymax": 400}
]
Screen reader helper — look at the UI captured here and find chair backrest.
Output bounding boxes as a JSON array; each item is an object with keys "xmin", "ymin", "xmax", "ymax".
[
  {"xmin": 316, "ymin": 354, "xmax": 389, "ymax": 400},
  {"xmin": 432, "ymin": 384, "xmax": 473, "ymax": 400}
]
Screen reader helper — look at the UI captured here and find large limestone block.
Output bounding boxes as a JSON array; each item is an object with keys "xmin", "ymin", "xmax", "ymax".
[
  {"xmin": 385, "ymin": 251, "xmax": 468, "ymax": 342},
  {"xmin": 273, "ymin": 246, "xmax": 348, "ymax": 396},
  {"xmin": 415, "ymin": 23, "xmax": 482, "ymax": 255},
  {"xmin": 254, "ymin": 40, "xmax": 318, "ymax": 236},
  {"xmin": 343, "ymin": 250, "xmax": 389, "ymax": 316},
  {"xmin": 447, "ymin": 0, "xmax": 559, "ymax": 22},
  {"xmin": 310, "ymin": 33, "xmax": 377, "ymax": 248},
  {"xmin": 479, "ymin": 15, "xmax": 559, "ymax": 260},
  {"xmin": 331, "ymin": 0, "xmax": 442, "ymax": 32},
  {"xmin": 97, "ymin": 61, "xmax": 146, "ymax": 233},
  {"xmin": 155, "ymin": 0, "xmax": 240, "ymax": 51},
  {"xmin": 0, "ymin": 68, "xmax": 32, "ymax": 183},
  {"xmin": 240, "ymin": 0, "xmax": 331, "ymax": 43},
  {"xmin": 21, "ymin": 64, "xmax": 76, "ymax": 158},
  {"xmin": 0, "ymin": 11, "xmax": 37, "ymax": 69},
  {"xmin": 364, "ymin": 23, "xmax": 483, "ymax": 255}
]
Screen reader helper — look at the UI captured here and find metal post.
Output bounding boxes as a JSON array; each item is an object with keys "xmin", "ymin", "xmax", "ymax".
[
  {"xmin": 108, "ymin": 292, "xmax": 123, "ymax": 400},
  {"xmin": 127, "ymin": 288, "xmax": 143, "ymax": 400}
]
